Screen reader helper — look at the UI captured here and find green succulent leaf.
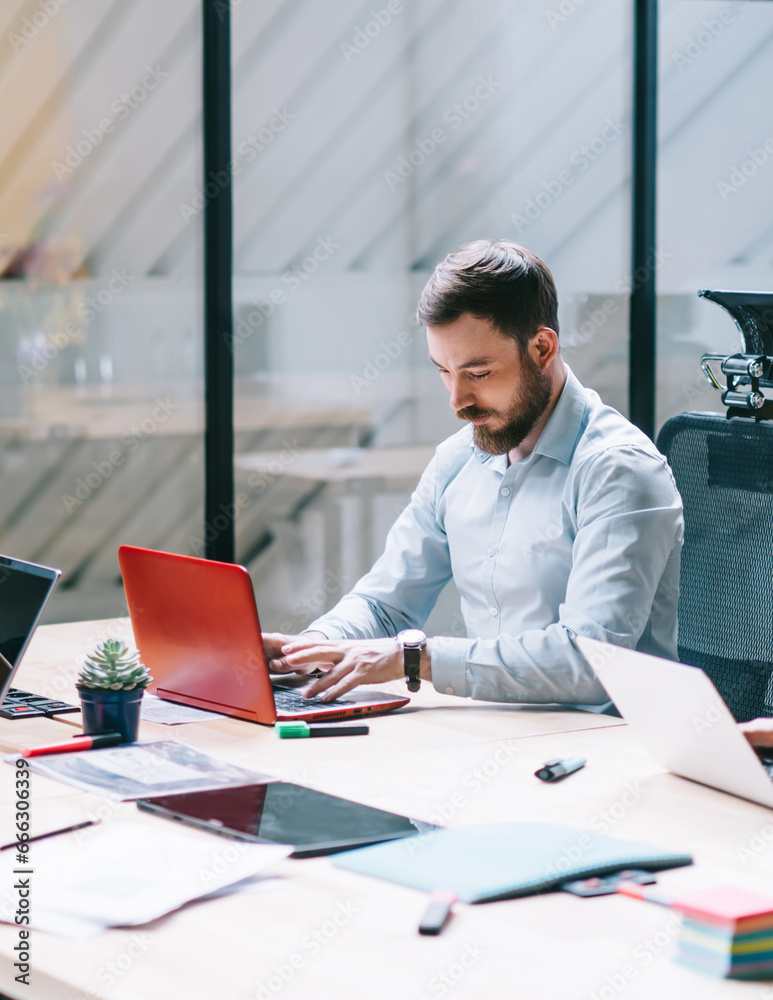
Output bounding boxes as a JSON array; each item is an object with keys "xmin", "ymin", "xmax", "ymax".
[{"xmin": 77, "ymin": 638, "xmax": 153, "ymax": 691}]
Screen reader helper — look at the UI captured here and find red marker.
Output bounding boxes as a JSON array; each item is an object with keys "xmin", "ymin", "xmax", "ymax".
[{"xmin": 21, "ymin": 732, "xmax": 124, "ymax": 757}]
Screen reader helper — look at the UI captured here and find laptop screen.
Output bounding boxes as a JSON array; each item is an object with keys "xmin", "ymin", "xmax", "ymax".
[{"xmin": 0, "ymin": 556, "xmax": 61, "ymax": 701}]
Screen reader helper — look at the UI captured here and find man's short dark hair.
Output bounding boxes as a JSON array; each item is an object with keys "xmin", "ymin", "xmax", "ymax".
[{"xmin": 417, "ymin": 240, "xmax": 559, "ymax": 352}]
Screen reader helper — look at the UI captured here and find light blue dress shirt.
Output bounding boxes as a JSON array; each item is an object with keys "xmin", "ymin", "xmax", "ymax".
[{"xmin": 308, "ymin": 367, "xmax": 684, "ymax": 711}]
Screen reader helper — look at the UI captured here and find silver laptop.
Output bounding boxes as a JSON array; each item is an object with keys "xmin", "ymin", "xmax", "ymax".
[{"xmin": 576, "ymin": 636, "xmax": 773, "ymax": 809}]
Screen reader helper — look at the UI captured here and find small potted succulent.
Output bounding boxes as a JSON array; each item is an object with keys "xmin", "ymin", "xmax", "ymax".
[{"xmin": 77, "ymin": 638, "xmax": 152, "ymax": 743}]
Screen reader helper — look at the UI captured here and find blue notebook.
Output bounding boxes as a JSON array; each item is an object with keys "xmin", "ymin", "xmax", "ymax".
[{"xmin": 333, "ymin": 822, "xmax": 692, "ymax": 902}]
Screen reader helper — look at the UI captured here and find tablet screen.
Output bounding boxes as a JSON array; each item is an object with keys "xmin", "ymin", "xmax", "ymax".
[{"xmin": 137, "ymin": 782, "xmax": 437, "ymax": 857}]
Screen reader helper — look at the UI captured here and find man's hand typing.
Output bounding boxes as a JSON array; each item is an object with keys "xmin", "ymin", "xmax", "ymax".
[
  {"xmin": 277, "ymin": 637, "xmax": 406, "ymax": 702},
  {"xmin": 262, "ymin": 631, "xmax": 332, "ymax": 675}
]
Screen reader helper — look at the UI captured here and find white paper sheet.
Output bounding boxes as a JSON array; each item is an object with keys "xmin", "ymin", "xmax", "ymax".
[
  {"xmin": 0, "ymin": 820, "xmax": 290, "ymax": 934},
  {"xmin": 141, "ymin": 694, "xmax": 224, "ymax": 724}
]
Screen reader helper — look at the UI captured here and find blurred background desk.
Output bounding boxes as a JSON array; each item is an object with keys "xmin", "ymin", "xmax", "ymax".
[
  {"xmin": 0, "ymin": 384, "xmax": 378, "ymax": 624},
  {"xmin": 236, "ymin": 446, "xmax": 435, "ymax": 606}
]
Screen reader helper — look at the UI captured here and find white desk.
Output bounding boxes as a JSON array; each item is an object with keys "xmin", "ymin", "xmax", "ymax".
[{"xmin": 0, "ymin": 620, "xmax": 771, "ymax": 999}]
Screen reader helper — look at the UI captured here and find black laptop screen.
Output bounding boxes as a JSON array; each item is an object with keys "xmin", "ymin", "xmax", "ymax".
[{"xmin": 0, "ymin": 558, "xmax": 60, "ymax": 698}]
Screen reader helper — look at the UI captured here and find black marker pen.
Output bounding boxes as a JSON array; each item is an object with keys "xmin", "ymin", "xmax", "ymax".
[{"xmin": 535, "ymin": 756, "xmax": 587, "ymax": 782}]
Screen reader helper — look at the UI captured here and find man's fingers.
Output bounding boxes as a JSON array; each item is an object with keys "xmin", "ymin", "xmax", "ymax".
[
  {"xmin": 269, "ymin": 656, "xmax": 334, "ymax": 675},
  {"xmin": 314, "ymin": 673, "xmax": 364, "ymax": 702},
  {"xmin": 283, "ymin": 645, "xmax": 346, "ymax": 666},
  {"xmin": 303, "ymin": 659, "xmax": 357, "ymax": 699},
  {"xmin": 268, "ymin": 656, "xmax": 292, "ymax": 673},
  {"xmin": 282, "ymin": 639, "xmax": 336, "ymax": 652},
  {"xmin": 262, "ymin": 633, "xmax": 294, "ymax": 658}
]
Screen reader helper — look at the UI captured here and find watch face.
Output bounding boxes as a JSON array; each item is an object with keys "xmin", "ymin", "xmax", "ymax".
[{"xmin": 398, "ymin": 629, "xmax": 426, "ymax": 647}]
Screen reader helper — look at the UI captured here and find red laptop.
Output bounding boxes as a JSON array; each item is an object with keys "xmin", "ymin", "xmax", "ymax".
[{"xmin": 118, "ymin": 546, "xmax": 410, "ymax": 725}]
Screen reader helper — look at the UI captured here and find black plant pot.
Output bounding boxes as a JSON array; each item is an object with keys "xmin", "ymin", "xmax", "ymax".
[{"xmin": 77, "ymin": 687, "xmax": 144, "ymax": 742}]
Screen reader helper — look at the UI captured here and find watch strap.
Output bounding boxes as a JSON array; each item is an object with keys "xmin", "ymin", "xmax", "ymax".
[{"xmin": 404, "ymin": 645, "xmax": 421, "ymax": 693}]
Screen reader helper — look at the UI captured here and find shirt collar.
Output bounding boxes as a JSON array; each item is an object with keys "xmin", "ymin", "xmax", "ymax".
[
  {"xmin": 531, "ymin": 365, "xmax": 588, "ymax": 465},
  {"xmin": 469, "ymin": 364, "xmax": 588, "ymax": 468}
]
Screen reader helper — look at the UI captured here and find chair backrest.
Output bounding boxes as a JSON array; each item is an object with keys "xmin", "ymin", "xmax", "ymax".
[
  {"xmin": 657, "ymin": 412, "xmax": 773, "ymax": 722},
  {"xmin": 698, "ymin": 290, "xmax": 773, "ymax": 355}
]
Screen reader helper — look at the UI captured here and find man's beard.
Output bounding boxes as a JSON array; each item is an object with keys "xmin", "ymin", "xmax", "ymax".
[{"xmin": 457, "ymin": 355, "xmax": 552, "ymax": 455}]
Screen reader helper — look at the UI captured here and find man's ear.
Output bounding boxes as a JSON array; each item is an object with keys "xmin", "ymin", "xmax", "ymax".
[{"xmin": 528, "ymin": 327, "xmax": 559, "ymax": 368}]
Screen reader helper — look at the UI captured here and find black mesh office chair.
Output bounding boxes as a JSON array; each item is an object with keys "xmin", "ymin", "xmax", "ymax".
[{"xmin": 656, "ymin": 290, "xmax": 773, "ymax": 722}]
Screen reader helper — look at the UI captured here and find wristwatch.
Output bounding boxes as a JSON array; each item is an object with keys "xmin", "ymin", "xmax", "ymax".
[{"xmin": 396, "ymin": 629, "xmax": 426, "ymax": 692}]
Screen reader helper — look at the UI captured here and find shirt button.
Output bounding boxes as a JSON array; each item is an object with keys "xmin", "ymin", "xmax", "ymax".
[
  {"xmin": 489, "ymin": 607, "xmax": 499, "ymax": 616},
  {"xmin": 445, "ymin": 686, "xmax": 454, "ymax": 695},
  {"xmin": 487, "ymin": 547, "xmax": 496, "ymax": 557},
  {"xmin": 500, "ymin": 487, "xmax": 510, "ymax": 497}
]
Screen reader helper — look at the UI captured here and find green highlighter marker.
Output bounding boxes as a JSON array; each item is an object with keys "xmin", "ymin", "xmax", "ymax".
[{"xmin": 275, "ymin": 721, "xmax": 370, "ymax": 738}]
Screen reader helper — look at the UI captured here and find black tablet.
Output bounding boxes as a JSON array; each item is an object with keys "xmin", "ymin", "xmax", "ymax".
[{"xmin": 136, "ymin": 781, "xmax": 438, "ymax": 857}]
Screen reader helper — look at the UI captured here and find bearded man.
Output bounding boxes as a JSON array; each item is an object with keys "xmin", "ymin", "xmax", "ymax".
[{"xmin": 264, "ymin": 240, "xmax": 684, "ymax": 712}]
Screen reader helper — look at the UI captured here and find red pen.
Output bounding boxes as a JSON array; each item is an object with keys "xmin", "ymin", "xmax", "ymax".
[{"xmin": 21, "ymin": 732, "xmax": 124, "ymax": 757}]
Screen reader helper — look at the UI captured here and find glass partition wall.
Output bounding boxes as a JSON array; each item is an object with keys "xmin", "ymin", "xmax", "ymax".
[
  {"xmin": 230, "ymin": 0, "xmax": 633, "ymax": 637},
  {"xmin": 0, "ymin": 0, "xmax": 204, "ymax": 622},
  {"xmin": 657, "ymin": 0, "xmax": 773, "ymax": 428},
  {"xmin": 9, "ymin": 2, "xmax": 741, "ymax": 630}
]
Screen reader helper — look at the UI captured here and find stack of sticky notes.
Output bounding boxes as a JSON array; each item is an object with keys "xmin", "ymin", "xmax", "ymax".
[{"xmin": 673, "ymin": 887, "xmax": 773, "ymax": 979}]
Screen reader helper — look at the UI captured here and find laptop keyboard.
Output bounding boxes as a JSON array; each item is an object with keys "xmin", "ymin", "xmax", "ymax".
[
  {"xmin": 273, "ymin": 688, "xmax": 349, "ymax": 712},
  {"xmin": 0, "ymin": 688, "xmax": 80, "ymax": 720}
]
